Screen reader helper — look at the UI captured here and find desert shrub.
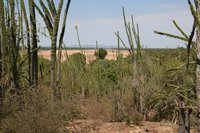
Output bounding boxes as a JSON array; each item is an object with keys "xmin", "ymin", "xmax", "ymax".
[
  {"xmin": 62, "ymin": 52, "xmax": 86, "ymax": 79},
  {"xmin": 38, "ymin": 56, "xmax": 51, "ymax": 70},
  {"xmin": 1, "ymin": 87, "xmax": 71, "ymax": 133},
  {"xmin": 125, "ymin": 111, "xmax": 143, "ymax": 125},
  {"xmin": 80, "ymin": 96, "xmax": 114, "ymax": 121},
  {"xmin": 75, "ymin": 89, "xmax": 145, "ymax": 124},
  {"xmin": 125, "ymin": 54, "xmax": 135, "ymax": 63},
  {"xmin": 61, "ymin": 53, "xmax": 87, "ymax": 96},
  {"xmin": 68, "ymin": 52, "xmax": 86, "ymax": 66},
  {"xmin": 38, "ymin": 56, "xmax": 51, "ymax": 83},
  {"xmin": 116, "ymin": 53, "xmax": 124, "ymax": 60},
  {"xmin": 146, "ymin": 51, "xmax": 196, "ymax": 123},
  {"xmin": 94, "ymin": 48, "xmax": 108, "ymax": 59},
  {"xmin": 78, "ymin": 89, "xmax": 144, "ymax": 124},
  {"xmin": 92, "ymin": 60, "xmax": 119, "ymax": 83}
]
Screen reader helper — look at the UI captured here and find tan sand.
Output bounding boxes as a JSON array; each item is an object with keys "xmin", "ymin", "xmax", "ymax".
[{"xmin": 38, "ymin": 49, "xmax": 129, "ymax": 63}]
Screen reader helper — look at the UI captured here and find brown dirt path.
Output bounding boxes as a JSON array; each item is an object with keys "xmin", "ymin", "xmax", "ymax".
[{"xmin": 65, "ymin": 120, "xmax": 196, "ymax": 133}]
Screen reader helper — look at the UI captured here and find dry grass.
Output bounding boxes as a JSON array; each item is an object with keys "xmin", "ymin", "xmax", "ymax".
[
  {"xmin": 80, "ymin": 96, "xmax": 115, "ymax": 122},
  {"xmin": 0, "ymin": 82, "xmax": 159, "ymax": 133},
  {"xmin": 1, "ymin": 86, "xmax": 69, "ymax": 133}
]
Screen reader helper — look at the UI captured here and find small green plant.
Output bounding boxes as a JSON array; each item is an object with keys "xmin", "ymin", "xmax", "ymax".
[
  {"xmin": 94, "ymin": 48, "xmax": 108, "ymax": 60},
  {"xmin": 68, "ymin": 53, "xmax": 86, "ymax": 66}
]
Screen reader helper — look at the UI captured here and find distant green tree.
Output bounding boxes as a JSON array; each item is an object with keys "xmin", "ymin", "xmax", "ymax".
[{"xmin": 94, "ymin": 48, "xmax": 108, "ymax": 60}]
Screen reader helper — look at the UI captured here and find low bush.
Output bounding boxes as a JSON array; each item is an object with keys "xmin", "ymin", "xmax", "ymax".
[
  {"xmin": 1, "ymin": 87, "xmax": 71, "ymax": 133},
  {"xmin": 68, "ymin": 52, "xmax": 86, "ymax": 66}
]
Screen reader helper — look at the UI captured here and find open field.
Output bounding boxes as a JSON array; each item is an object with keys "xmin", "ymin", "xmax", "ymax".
[{"xmin": 38, "ymin": 49, "xmax": 130, "ymax": 63}]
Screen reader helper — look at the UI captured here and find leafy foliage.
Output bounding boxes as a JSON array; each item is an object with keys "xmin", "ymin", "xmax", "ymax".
[
  {"xmin": 94, "ymin": 48, "xmax": 108, "ymax": 60},
  {"xmin": 68, "ymin": 53, "xmax": 86, "ymax": 66}
]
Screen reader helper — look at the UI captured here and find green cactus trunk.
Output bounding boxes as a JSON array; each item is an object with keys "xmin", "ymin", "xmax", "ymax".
[
  {"xmin": 35, "ymin": 0, "xmax": 71, "ymax": 99},
  {"xmin": 29, "ymin": 0, "xmax": 38, "ymax": 86},
  {"xmin": 196, "ymin": 0, "xmax": 200, "ymax": 132},
  {"xmin": 0, "ymin": 0, "xmax": 11, "ymax": 88},
  {"xmin": 10, "ymin": 0, "xmax": 21, "ymax": 90},
  {"xmin": 57, "ymin": 0, "xmax": 71, "ymax": 99},
  {"xmin": 20, "ymin": 0, "xmax": 31, "ymax": 86},
  {"xmin": 0, "ymin": 33, "xmax": 2, "ymax": 117}
]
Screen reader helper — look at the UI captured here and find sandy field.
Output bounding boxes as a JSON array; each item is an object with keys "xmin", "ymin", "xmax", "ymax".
[{"xmin": 38, "ymin": 49, "xmax": 129, "ymax": 63}]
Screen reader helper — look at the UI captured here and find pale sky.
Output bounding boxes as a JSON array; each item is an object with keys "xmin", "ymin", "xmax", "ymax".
[{"xmin": 35, "ymin": 0, "xmax": 193, "ymax": 48}]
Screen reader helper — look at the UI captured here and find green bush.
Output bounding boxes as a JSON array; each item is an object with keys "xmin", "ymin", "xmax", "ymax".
[
  {"xmin": 94, "ymin": 48, "xmax": 108, "ymax": 59},
  {"xmin": 68, "ymin": 52, "xmax": 86, "ymax": 65},
  {"xmin": 92, "ymin": 60, "xmax": 118, "ymax": 83},
  {"xmin": 38, "ymin": 56, "xmax": 51, "ymax": 83}
]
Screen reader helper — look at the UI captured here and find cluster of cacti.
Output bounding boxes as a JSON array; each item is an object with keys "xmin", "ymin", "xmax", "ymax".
[
  {"xmin": 0, "ymin": 0, "xmax": 72, "ymax": 115},
  {"xmin": 0, "ymin": 0, "xmax": 22, "ymax": 117},
  {"xmin": 115, "ymin": 7, "xmax": 149, "ymax": 119},
  {"xmin": 154, "ymin": 1, "xmax": 200, "ymax": 132},
  {"xmin": 189, "ymin": 1, "xmax": 200, "ymax": 132},
  {"xmin": 1, "ymin": 0, "xmax": 200, "ymax": 132},
  {"xmin": 34, "ymin": 0, "xmax": 71, "ymax": 99},
  {"xmin": 115, "ymin": 7, "xmax": 142, "ymax": 63}
]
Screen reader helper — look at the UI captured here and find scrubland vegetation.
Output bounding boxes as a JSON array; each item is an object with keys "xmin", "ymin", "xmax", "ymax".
[{"xmin": 0, "ymin": 0, "xmax": 200, "ymax": 133}]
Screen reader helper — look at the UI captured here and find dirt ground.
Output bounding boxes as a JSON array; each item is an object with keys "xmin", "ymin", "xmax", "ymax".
[
  {"xmin": 64, "ymin": 119, "xmax": 196, "ymax": 133},
  {"xmin": 38, "ymin": 49, "xmax": 129, "ymax": 63}
]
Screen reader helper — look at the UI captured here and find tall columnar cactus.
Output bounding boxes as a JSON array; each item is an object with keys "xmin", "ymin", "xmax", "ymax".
[
  {"xmin": 0, "ymin": 34, "xmax": 2, "ymax": 116},
  {"xmin": 20, "ymin": 0, "xmax": 31, "ymax": 86},
  {"xmin": 0, "ymin": 0, "xmax": 23, "ymax": 98},
  {"xmin": 29, "ymin": 0, "xmax": 38, "ymax": 86},
  {"xmin": 0, "ymin": 0, "xmax": 12, "ymax": 88},
  {"xmin": 19, "ymin": 0, "xmax": 24, "ymax": 54},
  {"xmin": 0, "ymin": 0, "xmax": 9, "ymax": 117},
  {"xmin": 57, "ymin": 0, "xmax": 71, "ymax": 99},
  {"xmin": 115, "ymin": 7, "xmax": 144, "ymax": 118},
  {"xmin": 34, "ymin": 0, "xmax": 71, "ymax": 98},
  {"xmin": 154, "ymin": 1, "xmax": 198, "ymax": 132},
  {"xmin": 115, "ymin": 7, "xmax": 142, "ymax": 63},
  {"xmin": 9, "ymin": 0, "xmax": 22, "ymax": 90},
  {"xmin": 192, "ymin": 0, "xmax": 200, "ymax": 132},
  {"xmin": 75, "ymin": 25, "xmax": 84, "ymax": 55}
]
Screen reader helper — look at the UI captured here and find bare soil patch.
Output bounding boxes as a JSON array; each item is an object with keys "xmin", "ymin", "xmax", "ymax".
[{"xmin": 65, "ymin": 119, "xmax": 195, "ymax": 133}]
